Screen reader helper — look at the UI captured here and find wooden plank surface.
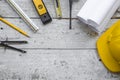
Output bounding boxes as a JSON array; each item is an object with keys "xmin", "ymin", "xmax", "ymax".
[
  {"xmin": 0, "ymin": 0, "xmax": 120, "ymax": 80},
  {"xmin": 0, "ymin": 50, "xmax": 120, "ymax": 80}
]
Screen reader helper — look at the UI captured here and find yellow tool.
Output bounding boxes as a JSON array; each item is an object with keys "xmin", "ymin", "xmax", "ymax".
[
  {"xmin": 33, "ymin": 0, "xmax": 52, "ymax": 24},
  {"xmin": 0, "ymin": 17, "xmax": 29, "ymax": 37},
  {"xmin": 54, "ymin": 0, "xmax": 62, "ymax": 18}
]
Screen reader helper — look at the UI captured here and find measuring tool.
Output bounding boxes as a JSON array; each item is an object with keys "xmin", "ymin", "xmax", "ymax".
[
  {"xmin": 7, "ymin": 0, "xmax": 39, "ymax": 32},
  {"xmin": 54, "ymin": 0, "xmax": 62, "ymax": 18},
  {"xmin": 33, "ymin": 0, "xmax": 52, "ymax": 24}
]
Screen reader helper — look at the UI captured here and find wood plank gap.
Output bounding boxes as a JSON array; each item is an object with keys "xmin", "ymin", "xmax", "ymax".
[
  {"xmin": 111, "ymin": 17, "xmax": 120, "ymax": 19},
  {"xmin": 12, "ymin": 48, "xmax": 97, "ymax": 50}
]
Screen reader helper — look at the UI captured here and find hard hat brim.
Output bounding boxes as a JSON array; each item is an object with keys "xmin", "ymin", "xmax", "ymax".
[{"xmin": 97, "ymin": 20, "xmax": 120, "ymax": 72}]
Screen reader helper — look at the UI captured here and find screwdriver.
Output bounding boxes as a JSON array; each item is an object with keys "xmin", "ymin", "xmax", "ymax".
[{"xmin": 69, "ymin": 0, "xmax": 73, "ymax": 29}]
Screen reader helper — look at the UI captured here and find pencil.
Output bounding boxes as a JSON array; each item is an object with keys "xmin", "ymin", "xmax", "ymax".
[{"xmin": 0, "ymin": 17, "xmax": 30, "ymax": 37}]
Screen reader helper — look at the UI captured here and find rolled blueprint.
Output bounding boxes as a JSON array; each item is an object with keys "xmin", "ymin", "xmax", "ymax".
[
  {"xmin": 77, "ymin": 0, "xmax": 120, "ymax": 33},
  {"xmin": 88, "ymin": 0, "xmax": 116, "ymax": 27},
  {"xmin": 7, "ymin": 0, "xmax": 39, "ymax": 32},
  {"xmin": 97, "ymin": 0, "xmax": 120, "ymax": 30},
  {"xmin": 77, "ymin": 0, "xmax": 98, "ymax": 24}
]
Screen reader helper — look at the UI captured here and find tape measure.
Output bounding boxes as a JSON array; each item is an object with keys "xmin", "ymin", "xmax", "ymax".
[
  {"xmin": 54, "ymin": 0, "xmax": 62, "ymax": 18},
  {"xmin": 33, "ymin": 0, "xmax": 52, "ymax": 24}
]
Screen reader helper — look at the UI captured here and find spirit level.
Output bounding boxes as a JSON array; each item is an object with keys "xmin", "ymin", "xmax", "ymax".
[{"xmin": 33, "ymin": 0, "xmax": 52, "ymax": 24}]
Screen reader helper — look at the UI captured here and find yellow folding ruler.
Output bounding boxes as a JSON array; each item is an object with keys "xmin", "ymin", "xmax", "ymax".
[
  {"xmin": 54, "ymin": 0, "xmax": 62, "ymax": 18},
  {"xmin": 33, "ymin": 0, "xmax": 52, "ymax": 24}
]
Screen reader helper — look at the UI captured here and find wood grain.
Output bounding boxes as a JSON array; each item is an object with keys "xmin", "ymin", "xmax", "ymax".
[
  {"xmin": 0, "ymin": 49, "xmax": 120, "ymax": 80},
  {"xmin": 0, "ymin": 0, "xmax": 120, "ymax": 79}
]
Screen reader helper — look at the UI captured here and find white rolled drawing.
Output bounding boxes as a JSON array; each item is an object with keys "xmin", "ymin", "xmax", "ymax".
[
  {"xmin": 77, "ymin": 0, "xmax": 98, "ymax": 24},
  {"xmin": 77, "ymin": 0, "xmax": 120, "ymax": 33},
  {"xmin": 95, "ymin": 0, "xmax": 120, "ymax": 32},
  {"xmin": 88, "ymin": 0, "xmax": 116, "ymax": 27}
]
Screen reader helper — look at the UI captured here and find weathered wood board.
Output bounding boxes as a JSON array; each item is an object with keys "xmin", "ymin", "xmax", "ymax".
[{"xmin": 0, "ymin": 0, "xmax": 120, "ymax": 80}]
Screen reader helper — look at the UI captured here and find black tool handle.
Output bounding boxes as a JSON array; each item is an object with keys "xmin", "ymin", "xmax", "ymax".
[
  {"xmin": 0, "ymin": 43, "xmax": 26, "ymax": 53},
  {"xmin": 69, "ymin": 0, "xmax": 73, "ymax": 29},
  {"xmin": 1, "ymin": 41, "xmax": 28, "ymax": 44}
]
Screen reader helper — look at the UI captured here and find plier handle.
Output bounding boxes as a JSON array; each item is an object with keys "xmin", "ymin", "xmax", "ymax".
[{"xmin": 0, "ymin": 41, "xmax": 28, "ymax": 53}]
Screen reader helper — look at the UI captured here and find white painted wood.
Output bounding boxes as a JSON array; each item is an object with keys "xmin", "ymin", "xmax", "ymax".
[
  {"xmin": 0, "ymin": 0, "xmax": 120, "ymax": 80},
  {"xmin": 0, "ymin": 0, "xmax": 119, "ymax": 18},
  {"xmin": 0, "ymin": 18, "xmax": 118, "ymax": 48},
  {"xmin": 0, "ymin": 50, "xmax": 120, "ymax": 80}
]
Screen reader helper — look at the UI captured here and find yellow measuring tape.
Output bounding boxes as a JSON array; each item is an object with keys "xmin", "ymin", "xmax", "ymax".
[
  {"xmin": 54, "ymin": 0, "xmax": 62, "ymax": 18},
  {"xmin": 33, "ymin": 0, "xmax": 52, "ymax": 24}
]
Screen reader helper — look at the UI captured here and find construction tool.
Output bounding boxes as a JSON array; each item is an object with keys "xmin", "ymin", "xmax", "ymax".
[
  {"xmin": 0, "ymin": 40, "xmax": 28, "ymax": 53},
  {"xmin": 54, "ymin": 0, "xmax": 62, "ymax": 18},
  {"xmin": 33, "ymin": 0, "xmax": 52, "ymax": 24},
  {"xmin": 7, "ymin": 0, "xmax": 39, "ymax": 32},
  {"xmin": 0, "ymin": 16, "xmax": 29, "ymax": 37},
  {"xmin": 69, "ymin": 0, "xmax": 73, "ymax": 29}
]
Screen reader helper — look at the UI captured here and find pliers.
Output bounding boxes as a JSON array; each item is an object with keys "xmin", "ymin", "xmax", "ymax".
[{"xmin": 0, "ymin": 40, "xmax": 28, "ymax": 53}]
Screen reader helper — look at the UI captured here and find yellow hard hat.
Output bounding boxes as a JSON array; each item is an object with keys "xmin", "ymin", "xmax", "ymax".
[{"xmin": 97, "ymin": 20, "xmax": 120, "ymax": 72}]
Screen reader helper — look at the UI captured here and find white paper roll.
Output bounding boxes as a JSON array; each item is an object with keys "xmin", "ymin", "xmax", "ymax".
[
  {"xmin": 88, "ymin": 0, "xmax": 116, "ymax": 27},
  {"xmin": 96, "ymin": 0, "xmax": 120, "ymax": 32},
  {"xmin": 77, "ymin": 0, "xmax": 98, "ymax": 24},
  {"xmin": 77, "ymin": 0, "xmax": 120, "ymax": 33},
  {"xmin": 7, "ymin": 0, "xmax": 39, "ymax": 32}
]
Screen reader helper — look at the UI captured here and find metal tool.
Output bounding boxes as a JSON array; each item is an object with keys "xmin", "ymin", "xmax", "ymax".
[
  {"xmin": 69, "ymin": 0, "xmax": 79, "ymax": 29},
  {"xmin": 54, "ymin": 0, "xmax": 62, "ymax": 18},
  {"xmin": 69, "ymin": 0, "xmax": 73, "ymax": 29},
  {"xmin": 7, "ymin": 0, "xmax": 39, "ymax": 32},
  {"xmin": 33, "ymin": 0, "xmax": 52, "ymax": 24},
  {"xmin": 0, "ymin": 40, "xmax": 28, "ymax": 53}
]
